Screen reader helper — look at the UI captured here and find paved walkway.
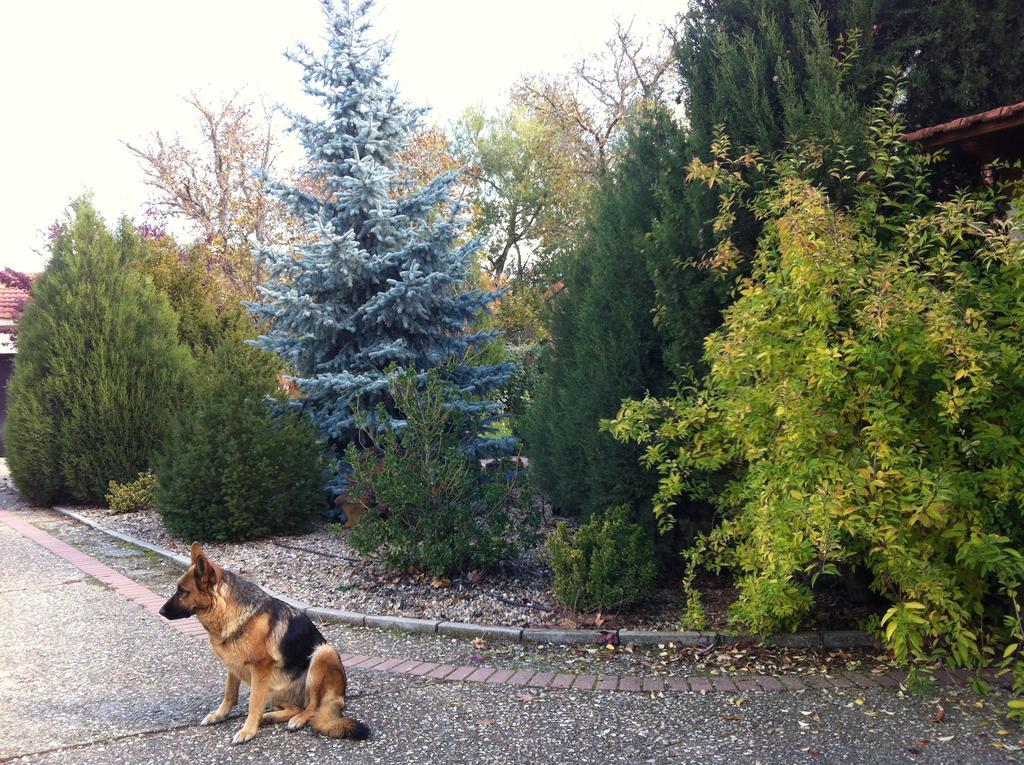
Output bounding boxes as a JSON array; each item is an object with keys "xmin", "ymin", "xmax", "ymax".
[{"xmin": 1, "ymin": 507, "xmax": 1022, "ymax": 764}]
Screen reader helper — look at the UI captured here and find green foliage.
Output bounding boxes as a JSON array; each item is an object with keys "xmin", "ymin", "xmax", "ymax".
[
  {"xmin": 487, "ymin": 277, "xmax": 549, "ymax": 347},
  {"xmin": 345, "ymin": 368, "xmax": 537, "ymax": 577},
  {"xmin": 679, "ymin": 0, "xmax": 864, "ymax": 159},
  {"xmin": 156, "ymin": 335, "xmax": 328, "ymax": 542},
  {"xmin": 106, "ymin": 472, "xmax": 157, "ymax": 514},
  {"xmin": 645, "ymin": 125, "xmax": 733, "ymax": 374},
  {"xmin": 5, "ymin": 386, "xmax": 60, "ymax": 506},
  {"xmin": 853, "ymin": 0, "xmax": 1024, "ymax": 133},
  {"xmin": 130, "ymin": 235, "xmax": 219, "ymax": 351},
  {"xmin": 479, "ymin": 277, "xmax": 548, "ymax": 438},
  {"xmin": 524, "ymin": 104, "xmax": 676, "ymax": 521},
  {"xmin": 548, "ymin": 505, "xmax": 657, "ymax": 613},
  {"xmin": 455, "ymin": 105, "xmax": 578, "ymax": 281},
  {"xmin": 130, "ymin": 233, "xmax": 257, "ymax": 354},
  {"xmin": 500, "ymin": 345, "xmax": 543, "ymax": 440},
  {"xmin": 608, "ymin": 87, "xmax": 1024, "ymax": 683},
  {"xmin": 6, "ymin": 200, "xmax": 193, "ymax": 506},
  {"xmin": 678, "ymin": 0, "xmax": 1024, "ymax": 151},
  {"xmin": 659, "ymin": 0, "xmax": 1024, "ymax": 382}
]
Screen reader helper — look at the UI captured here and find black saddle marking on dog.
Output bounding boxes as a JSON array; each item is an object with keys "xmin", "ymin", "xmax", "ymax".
[{"xmin": 280, "ymin": 611, "xmax": 328, "ymax": 677}]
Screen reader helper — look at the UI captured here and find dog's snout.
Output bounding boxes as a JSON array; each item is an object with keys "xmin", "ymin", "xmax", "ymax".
[{"xmin": 159, "ymin": 596, "xmax": 191, "ymax": 620}]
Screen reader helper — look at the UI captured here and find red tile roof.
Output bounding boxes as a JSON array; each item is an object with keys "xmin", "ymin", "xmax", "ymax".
[
  {"xmin": 0, "ymin": 286, "xmax": 30, "ymax": 321},
  {"xmin": 902, "ymin": 101, "xmax": 1024, "ymax": 146}
]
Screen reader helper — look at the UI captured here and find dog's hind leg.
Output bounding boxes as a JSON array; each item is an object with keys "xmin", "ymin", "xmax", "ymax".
[
  {"xmin": 296, "ymin": 645, "xmax": 367, "ymax": 738},
  {"xmin": 263, "ymin": 705, "xmax": 303, "ymax": 724},
  {"xmin": 201, "ymin": 671, "xmax": 240, "ymax": 726},
  {"xmin": 287, "ymin": 645, "xmax": 336, "ymax": 730}
]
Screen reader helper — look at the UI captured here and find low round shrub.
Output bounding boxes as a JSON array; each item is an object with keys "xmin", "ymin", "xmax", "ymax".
[
  {"xmin": 156, "ymin": 336, "xmax": 328, "ymax": 542},
  {"xmin": 106, "ymin": 472, "xmax": 157, "ymax": 514},
  {"xmin": 548, "ymin": 504, "xmax": 657, "ymax": 613}
]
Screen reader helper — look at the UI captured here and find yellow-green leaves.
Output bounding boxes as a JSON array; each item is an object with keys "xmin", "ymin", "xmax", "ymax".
[{"xmin": 610, "ymin": 85, "xmax": 1024, "ymax": 687}]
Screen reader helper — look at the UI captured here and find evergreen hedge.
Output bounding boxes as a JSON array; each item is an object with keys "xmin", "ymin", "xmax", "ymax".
[
  {"xmin": 523, "ymin": 105, "xmax": 675, "ymax": 521},
  {"xmin": 156, "ymin": 336, "xmax": 328, "ymax": 542}
]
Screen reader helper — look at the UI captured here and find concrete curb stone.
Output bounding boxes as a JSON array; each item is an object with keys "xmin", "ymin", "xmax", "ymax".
[
  {"xmin": 438, "ymin": 621, "xmax": 523, "ymax": 641},
  {"xmin": 521, "ymin": 628, "xmax": 604, "ymax": 645},
  {"xmin": 364, "ymin": 614, "xmax": 440, "ymax": 634},
  {"xmin": 305, "ymin": 606, "xmax": 366, "ymax": 626}
]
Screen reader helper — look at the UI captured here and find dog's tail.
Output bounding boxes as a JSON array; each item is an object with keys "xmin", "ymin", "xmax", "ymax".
[{"xmin": 311, "ymin": 698, "xmax": 371, "ymax": 740}]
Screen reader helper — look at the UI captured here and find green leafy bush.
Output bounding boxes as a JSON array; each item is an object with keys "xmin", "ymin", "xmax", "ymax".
[
  {"xmin": 106, "ymin": 472, "xmax": 157, "ymax": 514},
  {"xmin": 156, "ymin": 335, "xmax": 328, "ymax": 542},
  {"xmin": 129, "ymin": 233, "xmax": 263, "ymax": 355},
  {"xmin": 548, "ymin": 505, "xmax": 657, "ymax": 613},
  {"xmin": 6, "ymin": 200, "xmax": 193, "ymax": 506},
  {"xmin": 607, "ymin": 84, "xmax": 1024, "ymax": 684},
  {"xmin": 345, "ymin": 368, "xmax": 537, "ymax": 577}
]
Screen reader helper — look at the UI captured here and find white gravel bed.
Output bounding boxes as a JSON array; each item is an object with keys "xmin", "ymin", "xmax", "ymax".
[{"xmin": 66, "ymin": 506, "xmax": 682, "ymax": 630}]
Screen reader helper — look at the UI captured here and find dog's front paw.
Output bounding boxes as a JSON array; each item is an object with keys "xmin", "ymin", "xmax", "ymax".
[
  {"xmin": 231, "ymin": 725, "xmax": 258, "ymax": 745},
  {"xmin": 201, "ymin": 710, "xmax": 228, "ymax": 726}
]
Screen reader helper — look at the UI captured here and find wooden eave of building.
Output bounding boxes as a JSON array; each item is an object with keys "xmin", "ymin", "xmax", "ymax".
[{"xmin": 902, "ymin": 101, "xmax": 1024, "ymax": 165}]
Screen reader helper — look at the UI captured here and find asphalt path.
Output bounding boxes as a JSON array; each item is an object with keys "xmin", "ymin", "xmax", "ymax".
[{"xmin": 1, "ymin": 516, "xmax": 1022, "ymax": 765}]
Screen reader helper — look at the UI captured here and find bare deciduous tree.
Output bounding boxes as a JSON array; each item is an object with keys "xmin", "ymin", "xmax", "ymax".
[
  {"xmin": 125, "ymin": 93, "xmax": 289, "ymax": 300},
  {"xmin": 515, "ymin": 19, "xmax": 676, "ymax": 179}
]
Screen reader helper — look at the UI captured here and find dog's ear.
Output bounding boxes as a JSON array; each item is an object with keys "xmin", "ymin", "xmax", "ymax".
[{"xmin": 190, "ymin": 543, "xmax": 219, "ymax": 591}]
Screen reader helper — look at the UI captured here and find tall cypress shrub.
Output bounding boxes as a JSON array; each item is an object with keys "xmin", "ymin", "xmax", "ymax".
[
  {"xmin": 645, "ymin": 127, "xmax": 731, "ymax": 374},
  {"xmin": 830, "ymin": 0, "xmax": 1024, "ymax": 132},
  {"xmin": 676, "ymin": 0, "xmax": 1024, "ymax": 156},
  {"xmin": 678, "ymin": 0, "xmax": 863, "ymax": 158},
  {"xmin": 525, "ymin": 104, "xmax": 677, "ymax": 521},
  {"xmin": 6, "ymin": 200, "xmax": 193, "ymax": 505}
]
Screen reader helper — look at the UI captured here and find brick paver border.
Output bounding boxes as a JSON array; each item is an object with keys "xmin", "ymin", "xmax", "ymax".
[{"xmin": 1, "ymin": 509, "xmax": 1012, "ymax": 696}]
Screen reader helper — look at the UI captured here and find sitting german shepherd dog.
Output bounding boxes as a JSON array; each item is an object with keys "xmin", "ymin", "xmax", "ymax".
[{"xmin": 160, "ymin": 543, "xmax": 370, "ymax": 744}]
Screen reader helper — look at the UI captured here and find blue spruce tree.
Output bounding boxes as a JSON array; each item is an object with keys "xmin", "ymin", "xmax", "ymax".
[{"xmin": 249, "ymin": 0, "xmax": 514, "ymax": 491}]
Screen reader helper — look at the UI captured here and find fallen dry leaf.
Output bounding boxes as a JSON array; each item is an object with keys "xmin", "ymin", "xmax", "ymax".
[
  {"xmin": 930, "ymin": 708, "xmax": 946, "ymax": 723},
  {"xmin": 599, "ymin": 630, "xmax": 619, "ymax": 646},
  {"xmin": 475, "ymin": 717, "xmax": 496, "ymax": 726}
]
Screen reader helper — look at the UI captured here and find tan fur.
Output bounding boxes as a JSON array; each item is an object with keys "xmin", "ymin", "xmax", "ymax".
[{"xmin": 162, "ymin": 543, "xmax": 368, "ymax": 745}]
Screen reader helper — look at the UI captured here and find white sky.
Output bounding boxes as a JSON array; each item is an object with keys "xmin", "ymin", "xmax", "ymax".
[{"xmin": 1, "ymin": 1, "xmax": 684, "ymax": 273}]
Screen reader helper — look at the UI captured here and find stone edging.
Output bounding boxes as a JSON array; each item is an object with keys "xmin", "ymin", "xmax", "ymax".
[
  {"xmin": 3, "ymin": 509, "xmax": 1007, "ymax": 697},
  {"xmin": 53, "ymin": 506, "xmax": 879, "ymax": 650}
]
